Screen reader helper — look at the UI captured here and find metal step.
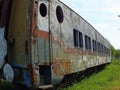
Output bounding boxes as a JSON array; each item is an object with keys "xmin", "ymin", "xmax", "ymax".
[{"xmin": 38, "ymin": 85, "xmax": 53, "ymax": 90}]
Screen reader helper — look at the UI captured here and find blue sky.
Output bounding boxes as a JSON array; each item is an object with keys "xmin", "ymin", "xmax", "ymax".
[{"xmin": 61, "ymin": 0, "xmax": 120, "ymax": 49}]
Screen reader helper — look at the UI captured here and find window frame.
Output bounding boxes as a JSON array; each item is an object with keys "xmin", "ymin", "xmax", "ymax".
[
  {"xmin": 85, "ymin": 35, "xmax": 91, "ymax": 50},
  {"xmin": 73, "ymin": 29, "xmax": 83, "ymax": 48}
]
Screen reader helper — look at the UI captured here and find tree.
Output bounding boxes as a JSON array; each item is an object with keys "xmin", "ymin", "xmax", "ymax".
[
  {"xmin": 115, "ymin": 49, "xmax": 120, "ymax": 59},
  {"xmin": 111, "ymin": 45, "xmax": 120, "ymax": 59}
]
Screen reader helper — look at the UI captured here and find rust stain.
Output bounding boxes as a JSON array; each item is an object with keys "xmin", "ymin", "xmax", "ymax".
[
  {"xmin": 30, "ymin": 0, "xmax": 50, "ymax": 45},
  {"xmin": 32, "ymin": 29, "xmax": 50, "ymax": 40},
  {"xmin": 27, "ymin": 64, "xmax": 40, "ymax": 87},
  {"xmin": 53, "ymin": 36, "xmax": 107, "ymax": 56},
  {"xmin": 52, "ymin": 59, "xmax": 71, "ymax": 76},
  {"xmin": 31, "ymin": 0, "xmax": 38, "ymax": 44},
  {"xmin": 27, "ymin": 64, "xmax": 36, "ymax": 87},
  {"xmin": 31, "ymin": 1, "xmax": 50, "ymax": 45},
  {"xmin": 31, "ymin": 27, "xmax": 50, "ymax": 44},
  {"xmin": 53, "ymin": 36, "xmax": 83, "ymax": 54},
  {"xmin": 37, "ymin": 30, "xmax": 50, "ymax": 39}
]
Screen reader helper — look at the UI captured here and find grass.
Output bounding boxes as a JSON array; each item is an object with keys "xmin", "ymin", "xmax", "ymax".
[
  {"xmin": 0, "ymin": 79, "xmax": 16, "ymax": 90},
  {"xmin": 62, "ymin": 59, "xmax": 120, "ymax": 90},
  {"xmin": 0, "ymin": 79, "xmax": 29, "ymax": 90}
]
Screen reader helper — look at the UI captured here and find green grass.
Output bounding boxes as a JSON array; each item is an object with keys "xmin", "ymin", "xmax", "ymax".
[
  {"xmin": 63, "ymin": 60, "xmax": 120, "ymax": 90},
  {"xmin": 0, "ymin": 79, "xmax": 29, "ymax": 90},
  {"xmin": 0, "ymin": 79, "xmax": 16, "ymax": 90}
]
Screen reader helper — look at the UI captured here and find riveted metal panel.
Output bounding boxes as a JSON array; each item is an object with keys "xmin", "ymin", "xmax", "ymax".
[{"xmin": 37, "ymin": 0, "xmax": 49, "ymax": 32}]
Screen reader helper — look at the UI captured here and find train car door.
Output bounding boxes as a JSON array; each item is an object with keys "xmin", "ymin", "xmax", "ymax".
[
  {"xmin": 31, "ymin": 0, "xmax": 51, "ymax": 86},
  {"xmin": 31, "ymin": 0, "xmax": 50, "ymax": 64}
]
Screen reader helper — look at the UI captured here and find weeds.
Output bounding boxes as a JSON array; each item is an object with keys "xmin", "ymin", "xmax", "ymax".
[{"xmin": 63, "ymin": 59, "xmax": 120, "ymax": 90}]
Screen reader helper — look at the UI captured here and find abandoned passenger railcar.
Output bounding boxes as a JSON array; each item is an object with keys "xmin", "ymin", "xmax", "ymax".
[{"xmin": 0, "ymin": 0, "xmax": 111, "ymax": 89}]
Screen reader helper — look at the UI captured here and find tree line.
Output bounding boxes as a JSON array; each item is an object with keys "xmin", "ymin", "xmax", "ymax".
[{"xmin": 111, "ymin": 46, "xmax": 120, "ymax": 59}]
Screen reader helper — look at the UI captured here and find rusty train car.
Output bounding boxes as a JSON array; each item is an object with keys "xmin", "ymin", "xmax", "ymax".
[{"xmin": 0, "ymin": 0, "xmax": 111, "ymax": 89}]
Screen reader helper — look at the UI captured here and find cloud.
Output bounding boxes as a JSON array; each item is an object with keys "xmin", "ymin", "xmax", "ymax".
[{"xmin": 104, "ymin": 0, "xmax": 120, "ymax": 14}]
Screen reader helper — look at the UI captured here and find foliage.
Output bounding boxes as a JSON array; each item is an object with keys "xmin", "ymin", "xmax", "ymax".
[
  {"xmin": 0, "ymin": 79, "xmax": 29, "ymax": 90},
  {"xmin": 0, "ymin": 79, "xmax": 16, "ymax": 90},
  {"xmin": 111, "ymin": 46, "xmax": 120, "ymax": 59},
  {"xmin": 62, "ymin": 59, "xmax": 120, "ymax": 90}
]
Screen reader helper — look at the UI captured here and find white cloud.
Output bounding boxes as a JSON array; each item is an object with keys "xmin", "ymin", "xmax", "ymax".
[{"xmin": 104, "ymin": 0, "xmax": 120, "ymax": 14}]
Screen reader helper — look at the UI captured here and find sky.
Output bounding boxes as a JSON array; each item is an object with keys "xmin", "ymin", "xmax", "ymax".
[{"xmin": 61, "ymin": 0, "xmax": 120, "ymax": 49}]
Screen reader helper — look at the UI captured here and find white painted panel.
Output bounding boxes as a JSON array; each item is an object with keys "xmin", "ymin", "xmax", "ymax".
[{"xmin": 37, "ymin": 0, "xmax": 49, "ymax": 32}]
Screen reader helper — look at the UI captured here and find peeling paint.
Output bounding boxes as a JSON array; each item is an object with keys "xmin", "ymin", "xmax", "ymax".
[
  {"xmin": 2, "ymin": 0, "xmax": 111, "ymax": 89},
  {"xmin": 52, "ymin": 59, "xmax": 71, "ymax": 76}
]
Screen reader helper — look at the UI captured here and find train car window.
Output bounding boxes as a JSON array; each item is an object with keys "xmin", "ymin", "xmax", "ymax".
[
  {"xmin": 107, "ymin": 48, "xmax": 109, "ymax": 54},
  {"xmin": 97, "ymin": 42, "xmax": 99, "ymax": 52},
  {"xmin": 73, "ymin": 29, "xmax": 83, "ymax": 48},
  {"xmin": 104, "ymin": 46, "xmax": 106, "ymax": 54},
  {"xmin": 79, "ymin": 32, "xmax": 83, "ymax": 48},
  {"xmin": 39, "ymin": 3, "xmax": 47, "ymax": 17},
  {"xmin": 104, "ymin": 47, "xmax": 106, "ymax": 54},
  {"xmin": 105, "ymin": 47, "xmax": 107, "ymax": 54},
  {"xmin": 88, "ymin": 37, "xmax": 91, "ymax": 50},
  {"xmin": 73, "ymin": 29, "xmax": 79, "ymax": 47},
  {"xmin": 108, "ymin": 49, "xmax": 110, "ymax": 55},
  {"xmin": 102, "ymin": 45, "xmax": 104, "ymax": 54},
  {"xmin": 100, "ymin": 44, "xmax": 102, "ymax": 53},
  {"xmin": 92, "ymin": 40, "xmax": 94, "ymax": 51},
  {"xmin": 92, "ymin": 39, "xmax": 96, "ymax": 51},
  {"xmin": 97, "ymin": 42, "xmax": 101, "ymax": 53},
  {"xmin": 56, "ymin": 6, "xmax": 64, "ymax": 23},
  {"xmin": 85, "ymin": 35, "xmax": 91, "ymax": 50},
  {"xmin": 85, "ymin": 35, "xmax": 88, "ymax": 49},
  {"xmin": 93, "ymin": 40, "xmax": 97, "ymax": 51},
  {"xmin": 94, "ymin": 41, "xmax": 97, "ymax": 51}
]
